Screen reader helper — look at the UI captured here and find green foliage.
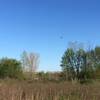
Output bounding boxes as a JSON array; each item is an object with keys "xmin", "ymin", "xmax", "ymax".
[
  {"xmin": 61, "ymin": 48, "xmax": 86, "ymax": 80},
  {"xmin": 37, "ymin": 71, "xmax": 46, "ymax": 80},
  {"xmin": 61, "ymin": 44, "xmax": 100, "ymax": 82},
  {"xmin": 0, "ymin": 58, "xmax": 23, "ymax": 79},
  {"xmin": 61, "ymin": 48, "xmax": 75, "ymax": 80},
  {"xmin": 95, "ymin": 46, "xmax": 100, "ymax": 57},
  {"xmin": 94, "ymin": 64, "xmax": 100, "ymax": 79}
]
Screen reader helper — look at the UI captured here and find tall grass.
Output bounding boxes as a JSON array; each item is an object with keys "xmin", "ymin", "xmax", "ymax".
[{"xmin": 0, "ymin": 79, "xmax": 100, "ymax": 100}]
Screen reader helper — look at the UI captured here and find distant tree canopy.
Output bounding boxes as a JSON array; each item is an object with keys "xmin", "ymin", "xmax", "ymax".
[
  {"xmin": 0, "ymin": 58, "xmax": 23, "ymax": 79},
  {"xmin": 61, "ymin": 42, "xmax": 100, "ymax": 81}
]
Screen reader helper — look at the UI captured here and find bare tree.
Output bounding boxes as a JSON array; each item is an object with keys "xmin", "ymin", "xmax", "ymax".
[
  {"xmin": 21, "ymin": 51, "xmax": 39, "ymax": 73},
  {"xmin": 68, "ymin": 41, "xmax": 84, "ymax": 52}
]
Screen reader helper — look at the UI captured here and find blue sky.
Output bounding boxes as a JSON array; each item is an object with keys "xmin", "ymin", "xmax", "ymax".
[{"xmin": 0, "ymin": 0, "xmax": 100, "ymax": 71}]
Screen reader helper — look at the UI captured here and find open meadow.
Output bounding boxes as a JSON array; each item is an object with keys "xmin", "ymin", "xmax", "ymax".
[{"xmin": 0, "ymin": 79, "xmax": 100, "ymax": 100}]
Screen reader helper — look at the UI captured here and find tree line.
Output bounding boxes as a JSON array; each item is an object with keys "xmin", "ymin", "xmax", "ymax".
[
  {"xmin": 0, "ymin": 51, "xmax": 39, "ymax": 79},
  {"xmin": 0, "ymin": 42, "xmax": 99, "ymax": 83},
  {"xmin": 61, "ymin": 42, "xmax": 100, "ymax": 83}
]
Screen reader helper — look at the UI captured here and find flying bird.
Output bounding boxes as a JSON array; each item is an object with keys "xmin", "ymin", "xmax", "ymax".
[
  {"xmin": 60, "ymin": 36, "xmax": 63, "ymax": 39},
  {"xmin": 60, "ymin": 32, "xmax": 65, "ymax": 39}
]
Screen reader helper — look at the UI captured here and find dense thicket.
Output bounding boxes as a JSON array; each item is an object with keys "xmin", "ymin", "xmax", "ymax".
[
  {"xmin": 61, "ymin": 46, "xmax": 100, "ymax": 82},
  {"xmin": 0, "ymin": 58, "xmax": 23, "ymax": 79}
]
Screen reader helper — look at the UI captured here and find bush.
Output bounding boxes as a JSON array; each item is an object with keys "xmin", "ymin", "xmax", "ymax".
[{"xmin": 0, "ymin": 58, "xmax": 23, "ymax": 79}]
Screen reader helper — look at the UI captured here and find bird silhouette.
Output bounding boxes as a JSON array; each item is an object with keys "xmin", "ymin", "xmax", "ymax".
[{"xmin": 60, "ymin": 36, "xmax": 63, "ymax": 39}]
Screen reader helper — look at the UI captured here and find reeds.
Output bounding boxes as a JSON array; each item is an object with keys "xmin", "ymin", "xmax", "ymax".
[{"xmin": 0, "ymin": 79, "xmax": 100, "ymax": 100}]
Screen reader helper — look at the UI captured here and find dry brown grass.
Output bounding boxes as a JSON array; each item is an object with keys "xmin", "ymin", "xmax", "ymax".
[{"xmin": 0, "ymin": 79, "xmax": 100, "ymax": 100}]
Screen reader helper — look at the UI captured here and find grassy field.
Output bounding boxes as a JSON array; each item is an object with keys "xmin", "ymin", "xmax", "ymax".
[{"xmin": 0, "ymin": 79, "xmax": 100, "ymax": 100}]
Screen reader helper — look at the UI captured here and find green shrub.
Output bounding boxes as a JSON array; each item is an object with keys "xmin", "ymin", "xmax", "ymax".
[{"xmin": 0, "ymin": 58, "xmax": 23, "ymax": 79}]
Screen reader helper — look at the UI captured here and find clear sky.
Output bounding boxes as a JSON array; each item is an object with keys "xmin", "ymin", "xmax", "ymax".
[{"xmin": 0, "ymin": 0, "xmax": 100, "ymax": 71}]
